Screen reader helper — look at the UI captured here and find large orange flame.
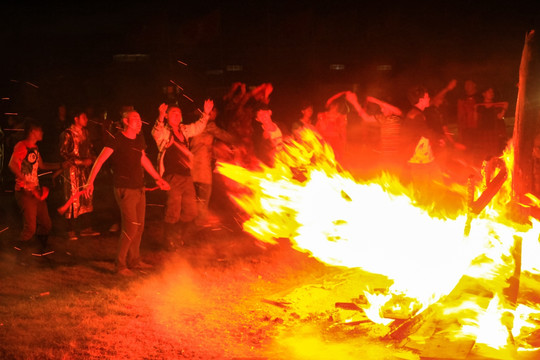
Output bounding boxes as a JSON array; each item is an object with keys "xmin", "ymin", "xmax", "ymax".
[{"xmin": 217, "ymin": 128, "xmax": 540, "ymax": 354}]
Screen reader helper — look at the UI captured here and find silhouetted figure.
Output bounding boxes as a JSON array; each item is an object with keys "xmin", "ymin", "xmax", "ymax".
[
  {"xmin": 401, "ymin": 86, "xmax": 445, "ymax": 184},
  {"xmin": 222, "ymin": 82, "xmax": 273, "ymax": 167},
  {"xmin": 360, "ymin": 95, "xmax": 403, "ymax": 171},
  {"xmin": 315, "ymin": 92, "xmax": 350, "ymax": 162},
  {"xmin": 474, "ymin": 86, "xmax": 508, "ymax": 162},
  {"xmin": 253, "ymin": 104, "xmax": 283, "ymax": 167},
  {"xmin": 291, "ymin": 101, "xmax": 317, "ymax": 140},
  {"xmin": 190, "ymin": 107, "xmax": 236, "ymax": 226},
  {"xmin": 457, "ymin": 80, "xmax": 481, "ymax": 152}
]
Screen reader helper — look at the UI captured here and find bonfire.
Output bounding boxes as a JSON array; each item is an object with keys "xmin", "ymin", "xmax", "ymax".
[{"xmin": 217, "ymin": 126, "xmax": 540, "ymax": 360}]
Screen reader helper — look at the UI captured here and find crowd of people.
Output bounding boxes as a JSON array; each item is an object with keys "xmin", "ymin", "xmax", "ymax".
[{"xmin": 1, "ymin": 78, "xmax": 514, "ymax": 275}]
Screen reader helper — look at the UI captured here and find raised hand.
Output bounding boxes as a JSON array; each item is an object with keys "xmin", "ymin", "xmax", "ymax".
[
  {"xmin": 203, "ymin": 99, "xmax": 214, "ymax": 115},
  {"xmin": 344, "ymin": 91, "xmax": 359, "ymax": 104},
  {"xmin": 158, "ymin": 103, "xmax": 168, "ymax": 119}
]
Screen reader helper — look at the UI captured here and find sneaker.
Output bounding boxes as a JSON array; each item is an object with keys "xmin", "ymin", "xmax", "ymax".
[
  {"xmin": 109, "ymin": 223, "xmax": 120, "ymax": 232},
  {"xmin": 131, "ymin": 261, "xmax": 153, "ymax": 270},
  {"xmin": 117, "ymin": 268, "xmax": 137, "ymax": 277},
  {"xmin": 80, "ymin": 228, "xmax": 100, "ymax": 237},
  {"xmin": 67, "ymin": 231, "xmax": 78, "ymax": 241}
]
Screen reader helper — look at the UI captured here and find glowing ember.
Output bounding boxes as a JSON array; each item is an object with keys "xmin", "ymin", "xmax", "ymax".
[{"xmin": 217, "ymin": 128, "xmax": 540, "ymax": 355}]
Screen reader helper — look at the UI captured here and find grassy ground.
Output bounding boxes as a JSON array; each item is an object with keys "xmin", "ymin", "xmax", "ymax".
[{"xmin": 0, "ymin": 174, "xmax": 340, "ymax": 360}]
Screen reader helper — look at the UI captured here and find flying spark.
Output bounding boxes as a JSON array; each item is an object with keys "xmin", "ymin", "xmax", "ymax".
[{"xmin": 169, "ymin": 80, "xmax": 184, "ymax": 90}]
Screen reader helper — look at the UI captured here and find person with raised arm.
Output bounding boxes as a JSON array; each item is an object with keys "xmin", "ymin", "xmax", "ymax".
[
  {"xmin": 315, "ymin": 91, "xmax": 351, "ymax": 162},
  {"xmin": 151, "ymin": 99, "xmax": 213, "ymax": 249}
]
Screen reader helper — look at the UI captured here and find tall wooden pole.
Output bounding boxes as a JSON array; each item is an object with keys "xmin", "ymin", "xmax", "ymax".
[
  {"xmin": 505, "ymin": 30, "xmax": 539, "ymax": 308},
  {"xmin": 512, "ymin": 30, "xmax": 538, "ymax": 211}
]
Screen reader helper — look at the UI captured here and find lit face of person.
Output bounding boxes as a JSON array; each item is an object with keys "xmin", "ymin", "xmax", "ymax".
[
  {"xmin": 167, "ymin": 107, "xmax": 182, "ymax": 128},
  {"xmin": 74, "ymin": 113, "xmax": 88, "ymax": 128},
  {"xmin": 482, "ymin": 88, "xmax": 494, "ymax": 102},
  {"xmin": 123, "ymin": 111, "xmax": 142, "ymax": 134},
  {"xmin": 301, "ymin": 106, "xmax": 313, "ymax": 121},
  {"xmin": 29, "ymin": 127, "xmax": 43, "ymax": 142},
  {"xmin": 465, "ymin": 80, "xmax": 477, "ymax": 96}
]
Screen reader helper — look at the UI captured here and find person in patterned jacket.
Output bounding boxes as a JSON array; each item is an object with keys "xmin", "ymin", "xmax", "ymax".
[{"xmin": 59, "ymin": 109, "xmax": 100, "ymax": 240}]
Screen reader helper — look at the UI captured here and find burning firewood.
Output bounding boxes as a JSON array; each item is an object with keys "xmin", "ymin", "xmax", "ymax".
[
  {"xmin": 379, "ymin": 294, "xmax": 423, "ymax": 320},
  {"xmin": 383, "ymin": 305, "xmax": 436, "ymax": 342},
  {"xmin": 261, "ymin": 299, "xmax": 291, "ymax": 309},
  {"xmin": 469, "ymin": 158, "xmax": 508, "ymax": 215},
  {"xmin": 334, "ymin": 302, "xmax": 362, "ymax": 311}
]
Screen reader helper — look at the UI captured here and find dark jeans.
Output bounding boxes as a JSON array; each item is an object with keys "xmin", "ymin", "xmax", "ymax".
[
  {"xmin": 114, "ymin": 187, "xmax": 145, "ymax": 271},
  {"xmin": 66, "ymin": 212, "xmax": 92, "ymax": 232},
  {"xmin": 14, "ymin": 190, "xmax": 52, "ymax": 242},
  {"xmin": 163, "ymin": 174, "xmax": 198, "ymax": 225},
  {"xmin": 194, "ymin": 182, "xmax": 212, "ymax": 225}
]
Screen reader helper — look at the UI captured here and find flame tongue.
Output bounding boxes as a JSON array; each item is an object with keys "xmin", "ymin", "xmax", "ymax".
[{"xmin": 217, "ymin": 128, "xmax": 540, "ymax": 352}]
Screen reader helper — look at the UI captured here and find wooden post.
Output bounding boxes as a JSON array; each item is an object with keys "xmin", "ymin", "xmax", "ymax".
[
  {"xmin": 507, "ymin": 30, "xmax": 540, "ymax": 308},
  {"xmin": 512, "ymin": 30, "xmax": 539, "ymax": 215}
]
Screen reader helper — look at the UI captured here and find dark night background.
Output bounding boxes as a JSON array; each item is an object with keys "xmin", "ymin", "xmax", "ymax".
[{"xmin": 1, "ymin": 0, "xmax": 539, "ymax": 136}]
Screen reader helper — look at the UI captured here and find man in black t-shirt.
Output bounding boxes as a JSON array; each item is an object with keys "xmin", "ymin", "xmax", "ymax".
[{"xmin": 85, "ymin": 110, "xmax": 169, "ymax": 277}]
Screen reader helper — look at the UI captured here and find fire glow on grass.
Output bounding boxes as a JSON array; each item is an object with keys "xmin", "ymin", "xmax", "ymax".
[{"xmin": 217, "ymin": 128, "xmax": 540, "ymax": 354}]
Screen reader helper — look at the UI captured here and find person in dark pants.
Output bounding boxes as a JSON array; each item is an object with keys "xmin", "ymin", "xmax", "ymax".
[
  {"xmin": 8, "ymin": 120, "xmax": 63, "ymax": 263},
  {"xmin": 85, "ymin": 110, "xmax": 170, "ymax": 277},
  {"xmin": 151, "ymin": 99, "xmax": 214, "ymax": 249},
  {"xmin": 190, "ymin": 107, "xmax": 236, "ymax": 227}
]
